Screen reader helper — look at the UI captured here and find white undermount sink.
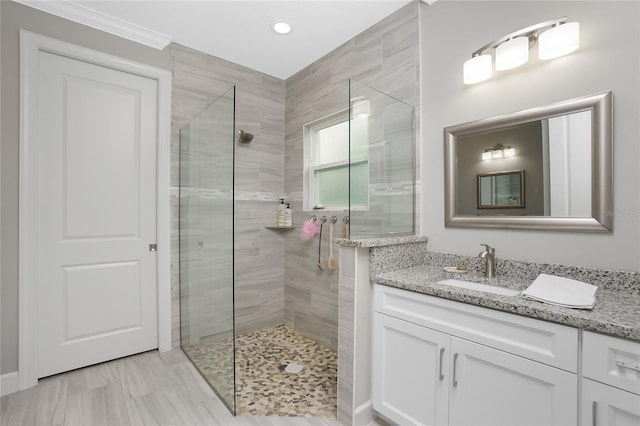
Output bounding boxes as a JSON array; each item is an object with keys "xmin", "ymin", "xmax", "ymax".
[{"xmin": 437, "ymin": 278, "xmax": 521, "ymax": 297}]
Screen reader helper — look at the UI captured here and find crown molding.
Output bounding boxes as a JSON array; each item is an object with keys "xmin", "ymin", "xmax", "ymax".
[{"xmin": 12, "ymin": 0, "xmax": 173, "ymax": 50}]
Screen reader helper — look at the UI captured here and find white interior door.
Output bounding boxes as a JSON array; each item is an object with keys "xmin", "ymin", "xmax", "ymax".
[{"xmin": 36, "ymin": 49, "xmax": 159, "ymax": 378}]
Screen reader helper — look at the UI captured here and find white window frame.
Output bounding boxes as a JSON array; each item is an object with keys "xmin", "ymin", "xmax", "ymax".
[{"xmin": 303, "ymin": 110, "xmax": 368, "ymax": 211}]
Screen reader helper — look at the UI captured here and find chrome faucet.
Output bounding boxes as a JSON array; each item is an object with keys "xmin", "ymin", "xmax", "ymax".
[{"xmin": 478, "ymin": 244, "xmax": 496, "ymax": 278}]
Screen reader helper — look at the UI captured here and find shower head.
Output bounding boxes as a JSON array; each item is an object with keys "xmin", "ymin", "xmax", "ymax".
[{"xmin": 238, "ymin": 130, "xmax": 254, "ymax": 144}]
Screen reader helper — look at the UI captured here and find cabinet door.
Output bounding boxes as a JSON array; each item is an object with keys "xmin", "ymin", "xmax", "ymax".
[
  {"xmin": 449, "ymin": 337, "xmax": 577, "ymax": 426},
  {"xmin": 582, "ymin": 378, "xmax": 640, "ymax": 426},
  {"xmin": 372, "ymin": 313, "xmax": 450, "ymax": 426}
]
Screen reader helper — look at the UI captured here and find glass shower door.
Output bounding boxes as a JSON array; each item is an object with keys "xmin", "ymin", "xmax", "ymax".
[
  {"xmin": 179, "ymin": 87, "xmax": 236, "ymax": 413},
  {"xmin": 349, "ymin": 80, "xmax": 415, "ymax": 237}
]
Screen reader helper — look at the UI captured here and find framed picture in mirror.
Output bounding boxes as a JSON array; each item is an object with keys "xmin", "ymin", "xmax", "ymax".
[{"xmin": 477, "ymin": 170, "xmax": 525, "ymax": 209}]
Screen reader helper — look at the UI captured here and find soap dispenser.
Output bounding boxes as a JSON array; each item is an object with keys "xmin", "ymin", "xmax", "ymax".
[
  {"xmin": 284, "ymin": 203, "xmax": 292, "ymax": 227},
  {"xmin": 277, "ymin": 198, "xmax": 286, "ymax": 226}
]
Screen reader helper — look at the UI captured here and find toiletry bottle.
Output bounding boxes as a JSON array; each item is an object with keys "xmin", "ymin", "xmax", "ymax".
[
  {"xmin": 284, "ymin": 203, "xmax": 292, "ymax": 227},
  {"xmin": 277, "ymin": 198, "xmax": 286, "ymax": 226}
]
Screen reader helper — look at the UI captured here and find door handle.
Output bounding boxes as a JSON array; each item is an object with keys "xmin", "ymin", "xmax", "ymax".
[
  {"xmin": 453, "ymin": 353, "xmax": 459, "ymax": 387},
  {"xmin": 439, "ymin": 347, "xmax": 445, "ymax": 381}
]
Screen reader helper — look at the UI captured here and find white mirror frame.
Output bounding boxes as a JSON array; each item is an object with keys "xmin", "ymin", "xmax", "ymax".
[{"xmin": 444, "ymin": 91, "xmax": 613, "ymax": 232}]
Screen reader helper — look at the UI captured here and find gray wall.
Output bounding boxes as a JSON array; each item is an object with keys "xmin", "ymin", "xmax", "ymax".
[
  {"xmin": 421, "ymin": 1, "xmax": 640, "ymax": 271},
  {"xmin": 0, "ymin": 1, "xmax": 171, "ymax": 375},
  {"xmin": 171, "ymin": 44, "xmax": 286, "ymax": 344},
  {"xmin": 283, "ymin": 1, "xmax": 421, "ymax": 351}
]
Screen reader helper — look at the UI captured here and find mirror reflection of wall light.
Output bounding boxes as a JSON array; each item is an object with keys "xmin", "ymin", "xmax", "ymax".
[
  {"xmin": 463, "ymin": 17, "xmax": 579, "ymax": 85},
  {"xmin": 482, "ymin": 144, "xmax": 515, "ymax": 160},
  {"xmin": 352, "ymin": 99, "xmax": 370, "ymax": 119}
]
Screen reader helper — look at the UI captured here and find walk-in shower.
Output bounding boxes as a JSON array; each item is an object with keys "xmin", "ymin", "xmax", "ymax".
[{"xmin": 178, "ymin": 80, "xmax": 414, "ymax": 419}]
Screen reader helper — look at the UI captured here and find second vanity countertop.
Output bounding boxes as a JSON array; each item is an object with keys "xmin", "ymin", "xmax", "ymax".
[{"xmin": 372, "ymin": 264, "xmax": 640, "ymax": 342}]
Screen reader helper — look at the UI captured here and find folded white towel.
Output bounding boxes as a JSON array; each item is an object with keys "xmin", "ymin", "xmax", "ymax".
[{"xmin": 522, "ymin": 273, "xmax": 597, "ymax": 310}]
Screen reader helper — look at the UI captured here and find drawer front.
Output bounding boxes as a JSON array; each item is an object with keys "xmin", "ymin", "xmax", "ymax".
[
  {"xmin": 583, "ymin": 331, "xmax": 640, "ymax": 395},
  {"xmin": 374, "ymin": 284, "xmax": 578, "ymax": 372}
]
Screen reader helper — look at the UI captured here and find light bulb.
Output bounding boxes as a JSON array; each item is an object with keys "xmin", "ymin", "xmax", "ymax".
[
  {"xmin": 273, "ymin": 22, "xmax": 291, "ymax": 35},
  {"xmin": 495, "ymin": 37, "xmax": 529, "ymax": 71},
  {"xmin": 539, "ymin": 22, "xmax": 579, "ymax": 60},
  {"xmin": 463, "ymin": 54, "xmax": 492, "ymax": 84}
]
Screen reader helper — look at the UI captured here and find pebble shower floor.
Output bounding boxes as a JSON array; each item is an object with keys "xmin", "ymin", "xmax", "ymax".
[{"xmin": 183, "ymin": 325, "xmax": 338, "ymax": 418}]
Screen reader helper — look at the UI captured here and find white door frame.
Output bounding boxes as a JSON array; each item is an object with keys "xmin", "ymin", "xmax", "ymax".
[{"xmin": 18, "ymin": 30, "xmax": 172, "ymax": 390}]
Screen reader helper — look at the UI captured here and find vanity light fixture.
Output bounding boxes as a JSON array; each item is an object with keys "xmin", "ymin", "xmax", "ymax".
[
  {"xmin": 482, "ymin": 144, "xmax": 515, "ymax": 161},
  {"xmin": 463, "ymin": 17, "xmax": 580, "ymax": 85}
]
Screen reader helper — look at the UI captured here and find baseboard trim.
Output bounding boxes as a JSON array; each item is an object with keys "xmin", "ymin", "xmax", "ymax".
[
  {"xmin": 1, "ymin": 371, "xmax": 19, "ymax": 396},
  {"xmin": 354, "ymin": 399, "xmax": 375, "ymax": 426}
]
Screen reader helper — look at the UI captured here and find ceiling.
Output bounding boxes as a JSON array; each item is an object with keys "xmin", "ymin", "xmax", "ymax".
[{"xmin": 16, "ymin": 0, "xmax": 419, "ymax": 79}]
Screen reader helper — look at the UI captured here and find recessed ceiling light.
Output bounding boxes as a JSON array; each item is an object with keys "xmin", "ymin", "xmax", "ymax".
[{"xmin": 273, "ymin": 22, "xmax": 292, "ymax": 35}]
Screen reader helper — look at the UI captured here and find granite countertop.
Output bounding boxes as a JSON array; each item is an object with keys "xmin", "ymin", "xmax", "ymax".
[
  {"xmin": 372, "ymin": 264, "xmax": 640, "ymax": 342},
  {"xmin": 336, "ymin": 235, "xmax": 428, "ymax": 248}
]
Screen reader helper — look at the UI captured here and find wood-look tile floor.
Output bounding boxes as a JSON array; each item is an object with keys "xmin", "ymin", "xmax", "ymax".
[{"xmin": 0, "ymin": 349, "xmax": 341, "ymax": 426}]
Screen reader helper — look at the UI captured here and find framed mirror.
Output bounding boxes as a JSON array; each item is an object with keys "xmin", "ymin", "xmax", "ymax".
[
  {"xmin": 444, "ymin": 91, "xmax": 613, "ymax": 231},
  {"xmin": 477, "ymin": 170, "xmax": 524, "ymax": 209}
]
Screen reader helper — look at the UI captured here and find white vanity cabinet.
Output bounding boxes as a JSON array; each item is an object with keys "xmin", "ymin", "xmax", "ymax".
[
  {"xmin": 581, "ymin": 331, "xmax": 640, "ymax": 426},
  {"xmin": 372, "ymin": 284, "xmax": 579, "ymax": 426},
  {"xmin": 448, "ymin": 337, "xmax": 576, "ymax": 426},
  {"xmin": 373, "ymin": 313, "xmax": 449, "ymax": 425}
]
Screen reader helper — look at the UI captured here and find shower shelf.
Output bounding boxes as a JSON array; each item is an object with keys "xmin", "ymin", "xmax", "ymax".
[{"xmin": 265, "ymin": 226, "xmax": 297, "ymax": 230}]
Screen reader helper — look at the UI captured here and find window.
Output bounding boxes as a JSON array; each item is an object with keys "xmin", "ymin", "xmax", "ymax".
[{"xmin": 304, "ymin": 111, "xmax": 368, "ymax": 210}]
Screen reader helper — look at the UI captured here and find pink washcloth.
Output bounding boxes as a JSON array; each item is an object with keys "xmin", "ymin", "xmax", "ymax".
[{"xmin": 301, "ymin": 218, "xmax": 319, "ymax": 240}]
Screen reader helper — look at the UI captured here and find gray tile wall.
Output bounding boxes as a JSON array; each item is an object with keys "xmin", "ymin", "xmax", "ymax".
[
  {"xmin": 171, "ymin": 44, "xmax": 286, "ymax": 347},
  {"xmin": 283, "ymin": 1, "xmax": 421, "ymax": 352}
]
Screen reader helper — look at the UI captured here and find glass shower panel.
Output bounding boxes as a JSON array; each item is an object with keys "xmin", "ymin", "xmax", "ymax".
[
  {"xmin": 349, "ymin": 80, "xmax": 415, "ymax": 237},
  {"xmin": 179, "ymin": 87, "xmax": 236, "ymax": 413}
]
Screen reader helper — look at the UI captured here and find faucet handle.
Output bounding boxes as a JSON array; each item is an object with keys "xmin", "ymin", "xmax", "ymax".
[{"xmin": 480, "ymin": 244, "xmax": 495, "ymax": 253}]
